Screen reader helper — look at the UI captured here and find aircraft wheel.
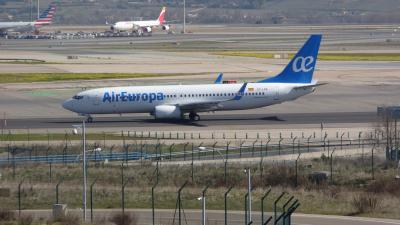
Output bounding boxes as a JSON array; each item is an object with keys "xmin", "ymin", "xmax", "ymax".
[
  {"xmin": 189, "ymin": 112, "xmax": 200, "ymax": 121},
  {"xmin": 86, "ymin": 116, "xmax": 94, "ymax": 123}
]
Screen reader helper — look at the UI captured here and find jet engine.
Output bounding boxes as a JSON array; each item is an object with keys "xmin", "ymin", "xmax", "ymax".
[
  {"xmin": 154, "ymin": 105, "xmax": 182, "ymax": 119},
  {"xmin": 162, "ymin": 25, "xmax": 170, "ymax": 31},
  {"xmin": 143, "ymin": 27, "xmax": 152, "ymax": 32}
]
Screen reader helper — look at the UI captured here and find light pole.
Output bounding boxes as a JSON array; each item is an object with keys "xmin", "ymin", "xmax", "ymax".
[
  {"xmin": 37, "ymin": 0, "xmax": 40, "ymax": 20},
  {"xmin": 72, "ymin": 120, "xmax": 87, "ymax": 222},
  {"xmin": 183, "ymin": 0, "xmax": 186, "ymax": 33}
]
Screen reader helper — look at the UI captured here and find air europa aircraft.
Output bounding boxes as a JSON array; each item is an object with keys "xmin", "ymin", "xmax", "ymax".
[{"xmin": 62, "ymin": 35, "xmax": 323, "ymax": 122}]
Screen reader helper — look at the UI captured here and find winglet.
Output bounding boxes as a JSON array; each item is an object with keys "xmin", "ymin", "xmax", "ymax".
[
  {"xmin": 232, "ymin": 83, "xmax": 247, "ymax": 100},
  {"xmin": 214, "ymin": 73, "xmax": 223, "ymax": 84}
]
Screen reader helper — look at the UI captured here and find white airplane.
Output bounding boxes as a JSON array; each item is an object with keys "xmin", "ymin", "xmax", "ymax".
[
  {"xmin": 109, "ymin": 7, "xmax": 170, "ymax": 35},
  {"xmin": 63, "ymin": 35, "xmax": 323, "ymax": 122},
  {"xmin": 0, "ymin": 4, "xmax": 56, "ymax": 34}
]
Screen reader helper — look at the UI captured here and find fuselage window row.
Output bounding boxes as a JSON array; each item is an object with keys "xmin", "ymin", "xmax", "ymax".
[{"xmin": 162, "ymin": 92, "xmax": 267, "ymax": 99}]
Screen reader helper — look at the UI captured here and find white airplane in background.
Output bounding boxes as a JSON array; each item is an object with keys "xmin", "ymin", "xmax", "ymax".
[
  {"xmin": 0, "ymin": 3, "xmax": 56, "ymax": 34},
  {"xmin": 63, "ymin": 35, "xmax": 323, "ymax": 122},
  {"xmin": 109, "ymin": 7, "xmax": 170, "ymax": 36}
]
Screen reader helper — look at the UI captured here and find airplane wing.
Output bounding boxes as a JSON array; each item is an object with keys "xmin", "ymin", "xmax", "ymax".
[{"xmin": 176, "ymin": 83, "xmax": 247, "ymax": 112}]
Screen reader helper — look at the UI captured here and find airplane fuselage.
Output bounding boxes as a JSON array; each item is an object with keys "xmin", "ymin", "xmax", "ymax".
[
  {"xmin": 63, "ymin": 83, "xmax": 314, "ymax": 115},
  {"xmin": 0, "ymin": 21, "xmax": 34, "ymax": 30}
]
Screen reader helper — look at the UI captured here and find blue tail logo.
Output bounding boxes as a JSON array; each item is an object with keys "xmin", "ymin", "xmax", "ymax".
[{"xmin": 258, "ymin": 35, "xmax": 322, "ymax": 84}]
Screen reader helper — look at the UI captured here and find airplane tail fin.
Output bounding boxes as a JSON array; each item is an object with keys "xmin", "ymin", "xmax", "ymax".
[
  {"xmin": 258, "ymin": 35, "xmax": 322, "ymax": 84},
  {"xmin": 157, "ymin": 7, "xmax": 166, "ymax": 24},
  {"xmin": 34, "ymin": 3, "xmax": 57, "ymax": 26}
]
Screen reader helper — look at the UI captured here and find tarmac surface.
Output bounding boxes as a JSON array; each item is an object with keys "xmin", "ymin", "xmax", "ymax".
[
  {"xmin": 0, "ymin": 25, "xmax": 399, "ymax": 131},
  {"xmin": 4, "ymin": 112, "xmax": 377, "ymax": 130},
  {"xmin": 21, "ymin": 209, "xmax": 400, "ymax": 225}
]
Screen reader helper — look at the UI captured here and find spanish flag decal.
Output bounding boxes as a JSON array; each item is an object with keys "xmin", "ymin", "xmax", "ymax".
[{"xmin": 248, "ymin": 87, "xmax": 254, "ymax": 92}]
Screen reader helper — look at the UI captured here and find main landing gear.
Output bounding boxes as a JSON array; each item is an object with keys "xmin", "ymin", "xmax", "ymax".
[
  {"xmin": 86, "ymin": 115, "xmax": 93, "ymax": 123},
  {"xmin": 189, "ymin": 112, "xmax": 200, "ymax": 121}
]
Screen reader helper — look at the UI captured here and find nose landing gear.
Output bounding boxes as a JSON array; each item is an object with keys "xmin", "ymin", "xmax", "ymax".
[{"xmin": 189, "ymin": 112, "xmax": 200, "ymax": 121}]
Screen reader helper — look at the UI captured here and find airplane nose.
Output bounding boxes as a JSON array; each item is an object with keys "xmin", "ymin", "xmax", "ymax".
[{"xmin": 62, "ymin": 99, "xmax": 74, "ymax": 111}]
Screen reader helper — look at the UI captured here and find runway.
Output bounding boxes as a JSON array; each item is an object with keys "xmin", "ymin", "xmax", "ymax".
[{"xmin": 4, "ymin": 112, "xmax": 377, "ymax": 130}]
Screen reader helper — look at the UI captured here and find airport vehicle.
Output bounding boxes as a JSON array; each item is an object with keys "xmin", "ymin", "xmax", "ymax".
[
  {"xmin": 109, "ymin": 7, "xmax": 169, "ymax": 36},
  {"xmin": 0, "ymin": 4, "xmax": 56, "ymax": 35},
  {"xmin": 63, "ymin": 35, "xmax": 323, "ymax": 122}
]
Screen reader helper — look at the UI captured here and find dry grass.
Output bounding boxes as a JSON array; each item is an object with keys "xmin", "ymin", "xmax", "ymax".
[
  {"xmin": 0, "ymin": 153, "xmax": 400, "ymax": 219},
  {"xmin": 352, "ymin": 193, "xmax": 382, "ymax": 214}
]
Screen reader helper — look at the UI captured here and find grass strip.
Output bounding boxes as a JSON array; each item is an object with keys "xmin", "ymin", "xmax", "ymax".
[
  {"xmin": 213, "ymin": 52, "xmax": 400, "ymax": 61},
  {"xmin": 0, "ymin": 72, "xmax": 204, "ymax": 83}
]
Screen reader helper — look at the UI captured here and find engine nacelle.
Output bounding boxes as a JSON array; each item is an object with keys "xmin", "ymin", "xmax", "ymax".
[
  {"xmin": 162, "ymin": 25, "xmax": 170, "ymax": 31},
  {"xmin": 154, "ymin": 105, "xmax": 182, "ymax": 119},
  {"xmin": 144, "ymin": 27, "xmax": 152, "ymax": 32}
]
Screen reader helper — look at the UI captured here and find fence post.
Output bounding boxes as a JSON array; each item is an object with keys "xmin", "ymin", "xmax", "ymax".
[
  {"xmin": 274, "ymin": 192, "xmax": 286, "ymax": 225},
  {"xmin": 252, "ymin": 140, "xmax": 257, "ymax": 157},
  {"xmin": 292, "ymin": 137, "xmax": 297, "ymax": 154},
  {"xmin": 371, "ymin": 144, "xmax": 375, "ymax": 180},
  {"xmin": 191, "ymin": 144, "xmax": 194, "ymax": 182},
  {"xmin": 265, "ymin": 138, "xmax": 271, "ymax": 157},
  {"xmin": 151, "ymin": 179, "xmax": 158, "ymax": 225},
  {"xmin": 341, "ymin": 132, "xmax": 345, "ymax": 150},
  {"xmin": 240, "ymin": 141, "xmax": 245, "ymax": 158},
  {"xmin": 330, "ymin": 149, "xmax": 336, "ymax": 184},
  {"xmin": 177, "ymin": 181, "xmax": 188, "ymax": 225},
  {"xmin": 295, "ymin": 153, "xmax": 301, "ymax": 187},
  {"xmin": 261, "ymin": 189, "xmax": 272, "ymax": 225},
  {"xmin": 56, "ymin": 179, "xmax": 63, "ymax": 204},
  {"xmin": 212, "ymin": 142, "xmax": 218, "ymax": 160},
  {"xmin": 90, "ymin": 178, "xmax": 98, "ymax": 223},
  {"xmin": 49, "ymin": 162, "xmax": 52, "ymax": 183},
  {"xmin": 183, "ymin": 142, "xmax": 189, "ymax": 161},
  {"xmin": 224, "ymin": 186, "xmax": 234, "ymax": 225},
  {"xmin": 122, "ymin": 176, "xmax": 133, "ymax": 217},
  {"xmin": 169, "ymin": 144, "xmax": 175, "ymax": 160},
  {"xmin": 18, "ymin": 179, "xmax": 24, "ymax": 217}
]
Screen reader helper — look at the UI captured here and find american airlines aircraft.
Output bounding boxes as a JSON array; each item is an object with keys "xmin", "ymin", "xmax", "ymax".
[
  {"xmin": 0, "ymin": 4, "xmax": 56, "ymax": 34},
  {"xmin": 63, "ymin": 35, "xmax": 322, "ymax": 122},
  {"xmin": 109, "ymin": 7, "xmax": 169, "ymax": 35}
]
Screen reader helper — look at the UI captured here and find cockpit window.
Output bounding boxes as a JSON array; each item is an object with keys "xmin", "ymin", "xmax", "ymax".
[{"xmin": 72, "ymin": 95, "xmax": 84, "ymax": 100}]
